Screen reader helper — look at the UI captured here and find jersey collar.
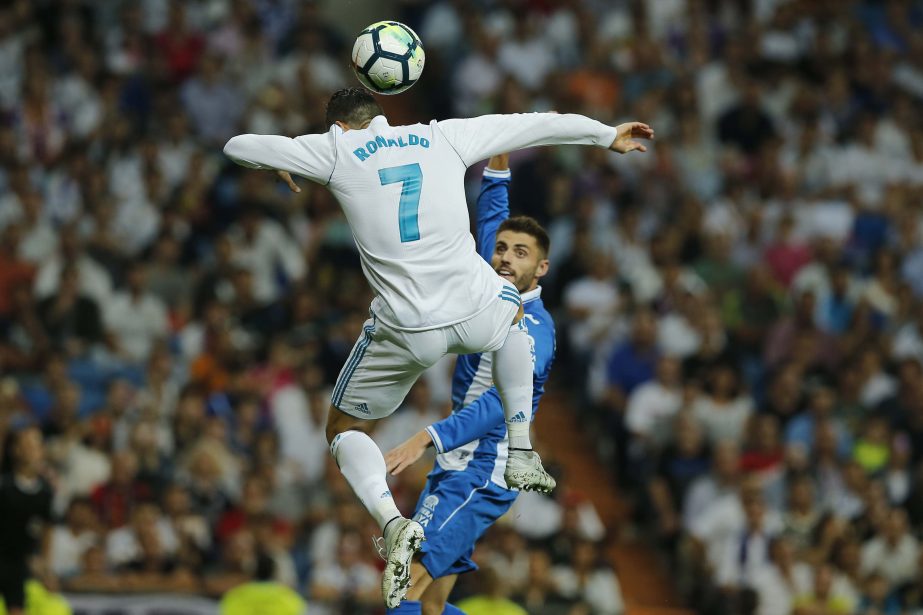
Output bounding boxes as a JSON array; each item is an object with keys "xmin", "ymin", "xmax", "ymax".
[
  {"xmin": 522, "ymin": 286, "xmax": 542, "ymax": 305},
  {"xmin": 331, "ymin": 115, "xmax": 390, "ymax": 133}
]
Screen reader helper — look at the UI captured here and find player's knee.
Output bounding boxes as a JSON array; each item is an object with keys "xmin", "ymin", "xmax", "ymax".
[{"xmin": 324, "ymin": 405, "xmax": 370, "ymax": 443}]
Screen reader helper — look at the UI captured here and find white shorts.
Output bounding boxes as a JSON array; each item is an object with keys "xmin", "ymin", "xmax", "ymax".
[{"xmin": 332, "ymin": 281, "xmax": 522, "ymax": 420}]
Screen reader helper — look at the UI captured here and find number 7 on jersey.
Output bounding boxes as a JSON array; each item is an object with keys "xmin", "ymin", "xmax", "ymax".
[{"xmin": 378, "ymin": 163, "xmax": 422, "ymax": 243}]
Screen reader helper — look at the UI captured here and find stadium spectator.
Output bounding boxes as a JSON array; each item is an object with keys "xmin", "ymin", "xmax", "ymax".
[
  {"xmin": 47, "ymin": 498, "xmax": 100, "ymax": 579},
  {"xmin": 103, "ymin": 262, "xmax": 169, "ymax": 364}
]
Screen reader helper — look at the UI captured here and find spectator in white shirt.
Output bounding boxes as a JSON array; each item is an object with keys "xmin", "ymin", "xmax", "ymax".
[
  {"xmin": 860, "ymin": 507, "xmax": 920, "ymax": 589},
  {"xmin": 551, "ymin": 539, "xmax": 625, "ymax": 615},
  {"xmin": 684, "ymin": 440, "xmax": 743, "ymax": 530},
  {"xmin": 715, "ymin": 491, "xmax": 780, "ymax": 590},
  {"xmin": 309, "ymin": 530, "xmax": 380, "ymax": 613},
  {"xmin": 626, "ymin": 355, "xmax": 683, "ymax": 452},
  {"xmin": 47, "ymin": 497, "xmax": 100, "ymax": 578},
  {"xmin": 751, "ymin": 536, "xmax": 812, "ymax": 615},
  {"xmin": 228, "ymin": 207, "xmax": 306, "ymax": 306},
  {"xmin": 270, "ymin": 363, "xmax": 329, "ymax": 485},
  {"xmin": 892, "ymin": 308, "xmax": 923, "ymax": 364},
  {"xmin": 564, "ymin": 256, "xmax": 620, "ymax": 359},
  {"xmin": 104, "ymin": 262, "xmax": 170, "ymax": 363},
  {"xmin": 15, "ymin": 191, "xmax": 56, "ymax": 265},
  {"xmin": 498, "ymin": 14, "xmax": 555, "ymax": 92},
  {"xmin": 692, "ymin": 362, "xmax": 754, "ymax": 445},
  {"xmin": 691, "ymin": 477, "xmax": 783, "ymax": 580},
  {"xmin": 34, "ymin": 226, "xmax": 113, "ymax": 305}
]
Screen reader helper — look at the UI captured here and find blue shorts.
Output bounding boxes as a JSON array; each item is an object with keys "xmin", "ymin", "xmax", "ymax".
[{"xmin": 412, "ymin": 470, "xmax": 517, "ymax": 578}]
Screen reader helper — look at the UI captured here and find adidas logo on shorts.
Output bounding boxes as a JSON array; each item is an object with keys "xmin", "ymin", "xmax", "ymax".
[
  {"xmin": 508, "ymin": 411, "xmax": 527, "ymax": 423},
  {"xmin": 354, "ymin": 402, "xmax": 371, "ymax": 414}
]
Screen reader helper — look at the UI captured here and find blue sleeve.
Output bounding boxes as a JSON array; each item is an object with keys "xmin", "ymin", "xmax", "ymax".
[
  {"xmin": 476, "ymin": 169, "xmax": 512, "ymax": 263},
  {"xmin": 427, "ymin": 388, "xmax": 504, "ymax": 454}
]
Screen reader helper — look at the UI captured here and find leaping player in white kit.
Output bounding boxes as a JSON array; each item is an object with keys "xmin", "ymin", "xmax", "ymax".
[{"xmin": 224, "ymin": 88, "xmax": 653, "ymax": 607}]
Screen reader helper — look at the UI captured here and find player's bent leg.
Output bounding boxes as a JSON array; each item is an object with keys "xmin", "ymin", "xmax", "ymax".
[
  {"xmin": 405, "ymin": 561, "xmax": 435, "ymax": 601},
  {"xmin": 387, "ymin": 600, "xmax": 422, "ymax": 615},
  {"xmin": 325, "ymin": 405, "xmax": 390, "ymax": 529},
  {"xmin": 492, "ymin": 320, "xmax": 556, "ymax": 493},
  {"xmin": 493, "ymin": 318, "xmax": 535, "ymax": 450},
  {"xmin": 325, "ymin": 403, "xmax": 376, "ymax": 441},
  {"xmin": 326, "ymin": 407, "xmax": 425, "ymax": 608},
  {"xmin": 419, "ymin": 574, "xmax": 458, "ymax": 615}
]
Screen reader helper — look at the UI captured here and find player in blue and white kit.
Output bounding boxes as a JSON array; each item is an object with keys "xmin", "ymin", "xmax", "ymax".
[
  {"xmin": 382, "ymin": 154, "xmax": 555, "ymax": 615},
  {"xmin": 224, "ymin": 88, "xmax": 653, "ymax": 606}
]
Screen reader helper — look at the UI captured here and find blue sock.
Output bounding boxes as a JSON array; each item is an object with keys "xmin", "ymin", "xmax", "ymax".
[
  {"xmin": 387, "ymin": 600, "xmax": 422, "ymax": 615},
  {"xmin": 442, "ymin": 604, "xmax": 465, "ymax": 615}
]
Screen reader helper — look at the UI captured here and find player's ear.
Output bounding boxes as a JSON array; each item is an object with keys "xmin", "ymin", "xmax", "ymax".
[{"xmin": 535, "ymin": 259, "xmax": 550, "ymax": 279}]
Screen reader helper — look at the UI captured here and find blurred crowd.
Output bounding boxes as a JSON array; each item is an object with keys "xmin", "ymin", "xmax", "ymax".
[
  {"xmin": 416, "ymin": 0, "xmax": 923, "ymax": 613},
  {"xmin": 2, "ymin": 0, "xmax": 923, "ymax": 614}
]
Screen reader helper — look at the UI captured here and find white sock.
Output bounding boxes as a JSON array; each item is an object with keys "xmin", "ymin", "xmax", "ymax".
[
  {"xmin": 329, "ymin": 430, "xmax": 403, "ymax": 532},
  {"xmin": 492, "ymin": 321, "xmax": 535, "ymax": 450}
]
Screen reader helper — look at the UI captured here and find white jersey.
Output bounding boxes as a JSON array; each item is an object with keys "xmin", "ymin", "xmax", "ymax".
[{"xmin": 224, "ymin": 112, "xmax": 617, "ymax": 330}]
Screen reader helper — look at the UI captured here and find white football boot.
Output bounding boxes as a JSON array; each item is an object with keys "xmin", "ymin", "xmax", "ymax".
[
  {"xmin": 381, "ymin": 518, "xmax": 426, "ymax": 608},
  {"xmin": 504, "ymin": 449, "xmax": 556, "ymax": 493}
]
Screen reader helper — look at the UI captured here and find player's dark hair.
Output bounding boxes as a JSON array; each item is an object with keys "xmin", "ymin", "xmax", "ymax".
[
  {"xmin": 498, "ymin": 216, "xmax": 550, "ymax": 258},
  {"xmin": 325, "ymin": 88, "xmax": 384, "ymax": 128}
]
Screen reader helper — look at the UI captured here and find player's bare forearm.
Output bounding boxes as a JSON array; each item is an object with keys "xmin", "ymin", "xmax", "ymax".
[
  {"xmin": 487, "ymin": 153, "xmax": 510, "ymax": 171},
  {"xmin": 385, "ymin": 430, "xmax": 433, "ymax": 475},
  {"xmin": 610, "ymin": 122, "xmax": 655, "ymax": 154}
]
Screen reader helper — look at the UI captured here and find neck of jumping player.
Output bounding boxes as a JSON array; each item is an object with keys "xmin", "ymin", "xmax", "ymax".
[{"xmin": 335, "ymin": 118, "xmax": 376, "ymax": 133}]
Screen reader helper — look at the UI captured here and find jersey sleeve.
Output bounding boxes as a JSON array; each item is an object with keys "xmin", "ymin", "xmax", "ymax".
[
  {"xmin": 476, "ymin": 168, "xmax": 512, "ymax": 262},
  {"xmin": 223, "ymin": 131, "xmax": 337, "ymax": 184},
  {"xmin": 434, "ymin": 113, "xmax": 618, "ymax": 167},
  {"xmin": 426, "ymin": 388, "xmax": 504, "ymax": 454}
]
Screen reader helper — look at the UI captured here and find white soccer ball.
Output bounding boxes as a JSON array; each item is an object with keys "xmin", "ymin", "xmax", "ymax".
[{"xmin": 351, "ymin": 21, "xmax": 425, "ymax": 95}]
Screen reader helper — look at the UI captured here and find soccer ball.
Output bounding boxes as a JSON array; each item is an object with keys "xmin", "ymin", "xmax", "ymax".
[{"xmin": 351, "ymin": 21, "xmax": 425, "ymax": 95}]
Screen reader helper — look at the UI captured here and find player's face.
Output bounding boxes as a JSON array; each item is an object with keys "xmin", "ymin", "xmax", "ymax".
[{"xmin": 492, "ymin": 230, "xmax": 549, "ymax": 293}]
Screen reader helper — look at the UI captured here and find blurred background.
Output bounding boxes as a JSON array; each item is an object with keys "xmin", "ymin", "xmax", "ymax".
[{"xmin": 2, "ymin": 0, "xmax": 923, "ymax": 614}]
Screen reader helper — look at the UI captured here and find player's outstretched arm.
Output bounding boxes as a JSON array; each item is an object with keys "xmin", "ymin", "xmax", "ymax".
[
  {"xmin": 223, "ymin": 133, "xmax": 336, "ymax": 186},
  {"xmin": 435, "ymin": 113, "xmax": 654, "ymax": 167},
  {"xmin": 385, "ymin": 388, "xmax": 505, "ymax": 475},
  {"xmin": 475, "ymin": 154, "xmax": 512, "ymax": 262}
]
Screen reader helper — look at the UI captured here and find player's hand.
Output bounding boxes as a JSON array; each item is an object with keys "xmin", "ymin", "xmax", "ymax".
[
  {"xmin": 487, "ymin": 153, "xmax": 510, "ymax": 171},
  {"xmin": 277, "ymin": 170, "xmax": 301, "ymax": 193},
  {"xmin": 610, "ymin": 122, "xmax": 654, "ymax": 154},
  {"xmin": 385, "ymin": 430, "xmax": 433, "ymax": 475}
]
